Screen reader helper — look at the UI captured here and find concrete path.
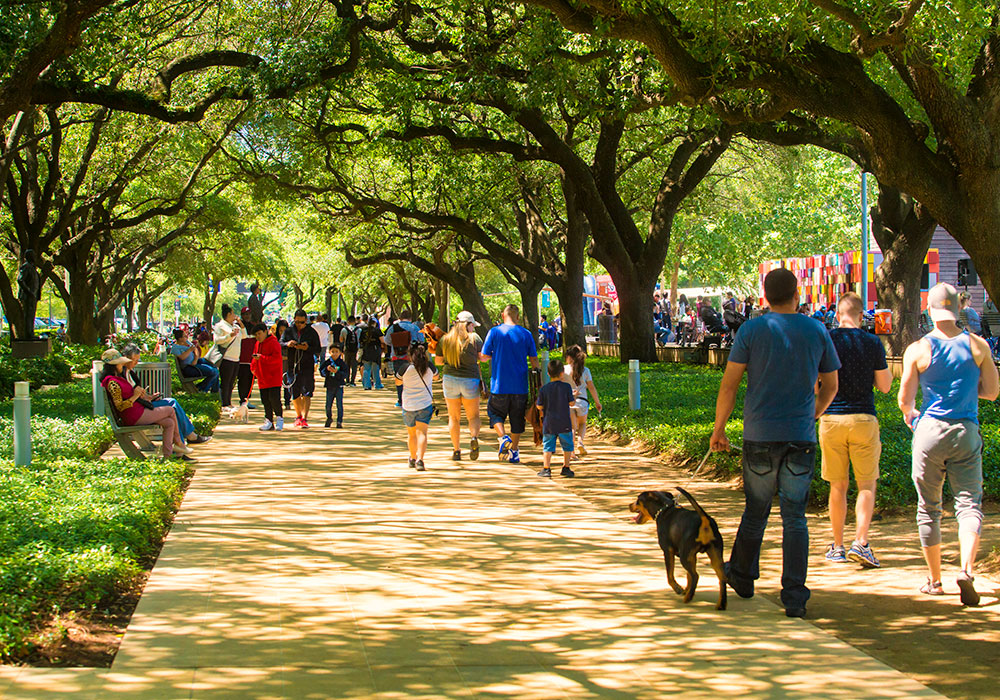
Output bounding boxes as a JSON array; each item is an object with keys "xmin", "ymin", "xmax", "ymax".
[{"xmin": 1, "ymin": 385, "xmax": 943, "ymax": 699}]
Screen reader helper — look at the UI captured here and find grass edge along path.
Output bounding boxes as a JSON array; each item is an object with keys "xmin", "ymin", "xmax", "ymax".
[
  {"xmin": 585, "ymin": 356, "xmax": 1000, "ymax": 509},
  {"xmin": 0, "ymin": 379, "xmax": 220, "ymax": 663}
]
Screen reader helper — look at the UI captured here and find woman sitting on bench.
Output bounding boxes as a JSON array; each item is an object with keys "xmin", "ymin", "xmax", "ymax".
[
  {"xmin": 121, "ymin": 344, "xmax": 210, "ymax": 446},
  {"xmin": 99, "ymin": 349, "xmax": 190, "ymax": 461}
]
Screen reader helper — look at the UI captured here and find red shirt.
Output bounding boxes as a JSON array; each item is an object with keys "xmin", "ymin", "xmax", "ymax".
[{"xmin": 250, "ymin": 334, "xmax": 283, "ymax": 389}]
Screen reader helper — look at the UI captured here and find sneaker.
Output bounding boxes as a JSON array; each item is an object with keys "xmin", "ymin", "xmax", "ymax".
[
  {"xmin": 469, "ymin": 437, "xmax": 480, "ymax": 461},
  {"xmin": 825, "ymin": 544, "xmax": 848, "ymax": 563},
  {"xmin": 301, "ymin": 420, "xmax": 309, "ymax": 429},
  {"xmin": 259, "ymin": 420, "xmax": 274, "ymax": 432},
  {"xmin": 847, "ymin": 541, "xmax": 880, "ymax": 569},
  {"xmin": 408, "ymin": 458, "xmax": 416, "ymax": 469},
  {"xmin": 336, "ymin": 423, "xmax": 343, "ymax": 429},
  {"xmin": 275, "ymin": 417, "xmax": 284, "ymax": 431},
  {"xmin": 452, "ymin": 450, "xmax": 461, "ymax": 461},
  {"xmin": 294, "ymin": 417, "xmax": 304, "ymax": 427},
  {"xmin": 247, "ymin": 403, "xmax": 256, "ymax": 410},
  {"xmin": 577, "ymin": 443, "xmax": 588, "ymax": 457},
  {"xmin": 920, "ymin": 578, "xmax": 945, "ymax": 596},
  {"xmin": 498, "ymin": 435, "xmax": 512, "ymax": 461},
  {"xmin": 415, "ymin": 460, "xmax": 426, "ymax": 472},
  {"xmin": 785, "ymin": 607, "xmax": 807, "ymax": 618},
  {"xmin": 537, "ymin": 467, "xmax": 552, "ymax": 478},
  {"xmin": 508, "ymin": 449, "xmax": 520, "ymax": 464},
  {"xmin": 174, "ymin": 443, "xmax": 193, "ymax": 455},
  {"xmin": 957, "ymin": 571, "xmax": 980, "ymax": 606},
  {"xmin": 560, "ymin": 466, "xmax": 575, "ymax": 477},
  {"xmin": 325, "ymin": 418, "xmax": 332, "ymax": 428},
  {"xmin": 394, "ymin": 401, "xmax": 402, "ymax": 408}
]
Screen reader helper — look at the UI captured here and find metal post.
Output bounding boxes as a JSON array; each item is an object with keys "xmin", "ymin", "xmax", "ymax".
[
  {"xmin": 92, "ymin": 360, "xmax": 105, "ymax": 417},
  {"xmin": 13, "ymin": 381, "xmax": 30, "ymax": 466},
  {"xmin": 628, "ymin": 359, "xmax": 641, "ymax": 411},
  {"xmin": 540, "ymin": 349, "xmax": 549, "ymax": 385},
  {"xmin": 861, "ymin": 171, "xmax": 870, "ymax": 310}
]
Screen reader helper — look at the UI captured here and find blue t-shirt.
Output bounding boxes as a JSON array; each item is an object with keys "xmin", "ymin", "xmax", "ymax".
[
  {"xmin": 536, "ymin": 380, "xmax": 574, "ymax": 435},
  {"xmin": 170, "ymin": 342, "xmax": 196, "ymax": 367},
  {"xmin": 825, "ymin": 328, "xmax": 887, "ymax": 417},
  {"xmin": 481, "ymin": 323, "xmax": 538, "ymax": 395},
  {"xmin": 729, "ymin": 313, "xmax": 841, "ymax": 443}
]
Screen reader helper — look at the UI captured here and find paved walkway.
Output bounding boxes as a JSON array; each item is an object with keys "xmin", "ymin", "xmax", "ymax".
[{"xmin": 1, "ymin": 385, "xmax": 943, "ymax": 699}]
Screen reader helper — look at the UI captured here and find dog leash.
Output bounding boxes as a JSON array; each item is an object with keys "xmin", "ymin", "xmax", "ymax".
[{"xmin": 693, "ymin": 445, "xmax": 713, "ymax": 475}]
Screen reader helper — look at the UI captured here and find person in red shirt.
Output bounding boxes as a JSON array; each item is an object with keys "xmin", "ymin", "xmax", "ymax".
[{"xmin": 251, "ymin": 323, "xmax": 284, "ymax": 431}]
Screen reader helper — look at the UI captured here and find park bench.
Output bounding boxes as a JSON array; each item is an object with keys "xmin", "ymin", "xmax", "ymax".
[
  {"xmin": 174, "ymin": 355, "xmax": 200, "ymax": 394},
  {"xmin": 102, "ymin": 387, "xmax": 160, "ymax": 460}
]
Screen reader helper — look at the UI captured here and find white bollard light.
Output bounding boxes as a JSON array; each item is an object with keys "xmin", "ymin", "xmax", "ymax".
[{"xmin": 13, "ymin": 381, "xmax": 31, "ymax": 466}]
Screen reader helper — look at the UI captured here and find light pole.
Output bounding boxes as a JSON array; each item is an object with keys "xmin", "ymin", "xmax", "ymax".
[{"xmin": 861, "ymin": 171, "xmax": 870, "ymax": 310}]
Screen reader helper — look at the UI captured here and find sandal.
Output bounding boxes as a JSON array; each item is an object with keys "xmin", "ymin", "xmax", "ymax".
[{"xmin": 920, "ymin": 579, "xmax": 944, "ymax": 596}]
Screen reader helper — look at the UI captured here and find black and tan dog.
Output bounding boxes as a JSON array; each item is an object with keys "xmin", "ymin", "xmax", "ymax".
[{"xmin": 629, "ymin": 487, "xmax": 727, "ymax": 610}]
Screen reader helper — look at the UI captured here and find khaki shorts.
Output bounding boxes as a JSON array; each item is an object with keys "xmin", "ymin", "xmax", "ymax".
[{"xmin": 818, "ymin": 413, "xmax": 881, "ymax": 483}]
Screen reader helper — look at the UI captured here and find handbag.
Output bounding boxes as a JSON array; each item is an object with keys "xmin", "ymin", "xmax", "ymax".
[{"xmin": 205, "ymin": 334, "xmax": 236, "ymax": 367}]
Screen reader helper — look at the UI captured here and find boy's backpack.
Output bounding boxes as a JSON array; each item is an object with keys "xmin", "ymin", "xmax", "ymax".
[
  {"xmin": 388, "ymin": 322, "xmax": 411, "ymax": 354},
  {"xmin": 344, "ymin": 326, "xmax": 359, "ymax": 354}
]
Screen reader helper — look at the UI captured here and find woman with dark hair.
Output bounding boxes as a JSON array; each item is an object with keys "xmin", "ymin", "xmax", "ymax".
[
  {"xmin": 563, "ymin": 345, "xmax": 602, "ymax": 456},
  {"xmin": 397, "ymin": 343, "xmax": 436, "ymax": 471},
  {"xmin": 251, "ymin": 322, "xmax": 284, "ymax": 431},
  {"xmin": 100, "ymin": 348, "xmax": 188, "ymax": 460},
  {"xmin": 212, "ymin": 303, "xmax": 246, "ymax": 409}
]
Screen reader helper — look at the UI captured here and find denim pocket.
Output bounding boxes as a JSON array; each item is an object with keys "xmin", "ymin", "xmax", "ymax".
[
  {"xmin": 743, "ymin": 443, "xmax": 774, "ymax": 476},
  {"xmin": 785, "ymin": 443, "xmax": 816, "ymax": 477}
]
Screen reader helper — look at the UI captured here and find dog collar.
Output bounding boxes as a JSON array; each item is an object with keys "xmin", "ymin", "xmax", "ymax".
[{"xmin": 654, "ymin": 506, "xmax": 670, "ymax": 520}]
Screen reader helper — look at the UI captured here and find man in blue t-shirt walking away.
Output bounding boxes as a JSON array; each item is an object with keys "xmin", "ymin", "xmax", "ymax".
[
  {"xmin": 711, "ymin": 268, "xmax": 841, "ymax": 618},
  {"xmin": 819, "ymin": 292, "xmax": 892, "ymax": 568},
  {"xmin": 480, "ymin": 304, "xmax": 540, "ymax": 464}
]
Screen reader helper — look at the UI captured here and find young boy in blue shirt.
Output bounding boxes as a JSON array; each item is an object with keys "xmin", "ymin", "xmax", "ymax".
[
  {"xmin": 535, "ymin": 359, "xmax": 576, "ymax": 478},
  {"xmin": 319, "ymin": 344, "xmax": 348, "ymax": 428}
]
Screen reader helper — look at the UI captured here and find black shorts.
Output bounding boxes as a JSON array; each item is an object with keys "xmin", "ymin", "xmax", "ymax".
[
  {"xmin": 487, "ymin": 393, "xmax": 528, "ymax": 434},
  {"xmin": 288, "ymin": 366, "xmax": 315, "ymax": 399}
]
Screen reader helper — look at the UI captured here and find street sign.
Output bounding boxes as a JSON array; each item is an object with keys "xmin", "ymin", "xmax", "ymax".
[{"xmin": 541, "ymin": 290, "xmax": 551, "ymax": 308}]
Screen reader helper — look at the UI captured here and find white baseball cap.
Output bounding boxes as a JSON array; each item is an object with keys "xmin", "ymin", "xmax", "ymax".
[
  {"xmin": 927, "ymin": 283, "xmax": 960, "ymax": 323},
  {"xmin": 456, "ymin": 310, "xmax": 480, "ymax": 327}
]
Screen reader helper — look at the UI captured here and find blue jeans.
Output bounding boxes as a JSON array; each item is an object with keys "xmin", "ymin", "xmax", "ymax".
[
  {"xmin": 362, "ymin": 361, "xmax": 383, "ymax": 389},
  {"xmin": 326, "ymin": 386, "xmax": 344, "ymax": 423},
  {"xmin": 181, "ymin": 359, "xmax": 219, "ymax": 392},
  {"xmin": 152, "ymin": 398, "xmax": 194, "ymax": 442},
  {"xmin": 728, "ymin": 440, "xmax": 816, "ymax": 609}
]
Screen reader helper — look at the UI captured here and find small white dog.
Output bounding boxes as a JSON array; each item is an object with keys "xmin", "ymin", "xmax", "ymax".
[{"xmin": 229, "ymin": 402, "xmax": 249, "ymax": 423}]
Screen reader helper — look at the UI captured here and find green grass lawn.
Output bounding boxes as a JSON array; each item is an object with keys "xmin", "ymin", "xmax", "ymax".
[
  {"xmin": 585, "ymin": 356, "xmax": 1000, "ymax": 509},
  {"xmin": 0, "ymin": 379, "xmax": 220, "ymax": 658}
]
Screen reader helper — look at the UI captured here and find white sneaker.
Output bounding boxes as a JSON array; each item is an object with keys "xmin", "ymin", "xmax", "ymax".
[
  {"xmin": 174, "ymin": 443, "xmax": 193, "ymax": 455},
  {"xmin": 275, "ymin": 417, "xmax": 284, "ymax": 431},
  {"xmin": 259, "ymin": 420, "xmax": 274, "ymax": 431}
]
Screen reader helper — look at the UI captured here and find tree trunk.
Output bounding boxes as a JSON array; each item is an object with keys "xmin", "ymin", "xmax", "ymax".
[
  {"xmin": 437, "ymin": 281, "xmax": 450, "ymax": 328},
  {"xmin": 870, "ymin": 184, "xmax": 937, "ymax": 355},
  {"xmin": 669, "ymin": 237, "xmax": 685, "ymax": 310},
  {"xmin": 608, "ymin": 267, "xmax": 658, "ymax": 363},
  {"xmin": 60, "ymin": 258, "xmax": 101, "ymax": 344},
  {"xmin": 124, "ymin": 289, "xmax": 135, "ymax": 332},
  {"xmin": 325, "ymin": 286, "xmax": 335, "ymax": 321},
  {"xmin": 517, "ymin": 279, "xmax": 545, "ymax": 341},
  {"xmin": 203, "ymin": 278, "xmax": 221, "ymax": 324},
  {"xmin": 450, "ymin": 277, "xmax": 491, "ymax": 331}
]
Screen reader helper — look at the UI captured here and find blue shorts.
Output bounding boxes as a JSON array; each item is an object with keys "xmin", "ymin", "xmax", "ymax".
[
  {"xmin": 402, "ymin": 405, "xmax": 434, "ymax": 427},
  {"xmin": 442, "ymin": 375, "xmax": 481, "ymax": 400},
  {"xmin": 543, "ymin": 432, "xmax": 574, "ymax": 454}
]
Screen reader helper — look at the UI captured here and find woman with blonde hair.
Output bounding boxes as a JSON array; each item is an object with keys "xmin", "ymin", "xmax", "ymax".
[
  {"xmin": 435, "ymin": 310, "xmax": 484, "ymax": 461},
  {"xmin": 563, "ymin": 344, "xmax": 603, "ymax": 456}
]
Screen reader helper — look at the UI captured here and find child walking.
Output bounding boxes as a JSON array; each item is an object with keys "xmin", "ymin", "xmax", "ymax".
[
  {"xmin": 563, "ymin": 345, "xmax": 603, "ymax": 456},
  {"xmin": 397, "ymin": 343, "xmax": 436, "ymax": 471},
  {"xmin": 250, "ymin": 323, "xmax": 284, "ymax": 431},
  {"xmin": 536, "ymin": 359, "xmax": 576, "ymax": 478},
  {"xmin": 319, "ymin": 344, "xmax": 348, "ymax": 428}
]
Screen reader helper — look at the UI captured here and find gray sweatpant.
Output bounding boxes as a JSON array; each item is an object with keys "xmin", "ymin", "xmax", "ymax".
[{"xmin": 911, "ymin": 416, "xmax": 983, "ymax": 547}]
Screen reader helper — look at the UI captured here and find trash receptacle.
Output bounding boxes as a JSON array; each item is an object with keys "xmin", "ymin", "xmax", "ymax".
[{"xmin": 136, "ymin": 362, "xmax": 172, "ymax": 398}]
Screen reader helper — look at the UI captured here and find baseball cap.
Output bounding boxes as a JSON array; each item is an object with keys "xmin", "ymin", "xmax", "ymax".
[
  {"xmin": 241, "ymin": 306, "xmax": 251, "ymax": 314},
  {"xmin": 927, "ymin": 283, "xmax": 960, "ymax": 323},
  {"xmin": 456, "ymin": 310, "xmax": 479, "ymax": 327}
]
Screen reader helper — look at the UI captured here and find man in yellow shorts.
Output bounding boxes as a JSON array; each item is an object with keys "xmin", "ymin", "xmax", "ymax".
[{"xmin": 819, "ymin": 292, "xmax": 893, "ymax": 567}]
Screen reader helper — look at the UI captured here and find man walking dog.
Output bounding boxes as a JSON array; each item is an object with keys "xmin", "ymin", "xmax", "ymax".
[{"xmin": 710, "ymin": 268, "xmax": 840, "ymax": 618}]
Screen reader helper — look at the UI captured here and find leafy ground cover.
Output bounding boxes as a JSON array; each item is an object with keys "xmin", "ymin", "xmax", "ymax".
[
  {"xmin": 586, "ymin": 356, "xmax": 1000, "ymax": 509},
  {"xmin": 0, "ymin": 378, "xmax": 220, "ymax": 661}
]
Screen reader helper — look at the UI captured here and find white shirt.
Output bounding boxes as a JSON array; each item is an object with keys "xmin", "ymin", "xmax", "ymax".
[
  {"xmin": 399, "ymin": 365, "xmax": 435, "ymax": 411},
  {"xmin": 313, "ymin": 321, "xmax": 330, "ymax": 349},
  {"xmin": 564, "ymin": 365, "xmax": 593, "ymax": 401},
  {"xmin": 213, "ymin": 319, "xmax": 246, "ymax": 362}
]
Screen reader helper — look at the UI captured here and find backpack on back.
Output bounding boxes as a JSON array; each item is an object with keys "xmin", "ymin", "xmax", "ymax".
[
  {"xmin": 345, "ymin": 326, "xmax": 359, "ymax": 353},
  {"xmin": 389, "ymin": 322, "xmax": 411, "ymax": 354}
]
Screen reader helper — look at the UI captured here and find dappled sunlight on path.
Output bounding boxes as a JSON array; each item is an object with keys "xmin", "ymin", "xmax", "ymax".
[{"xmin": 2, "ymin": 385, "xmax": 943, "ymax": 698}]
